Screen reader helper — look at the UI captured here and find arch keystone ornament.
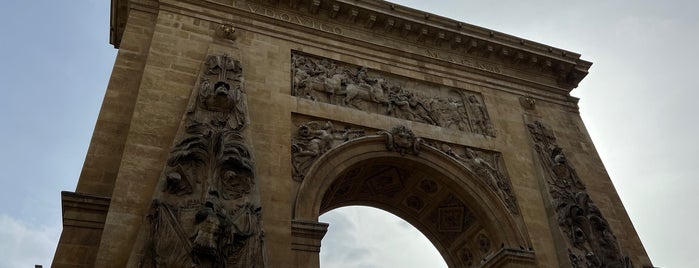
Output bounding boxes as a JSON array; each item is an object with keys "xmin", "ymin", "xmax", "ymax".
[
  {"xmin": 53, "ymin": 1, "xmax": 652, "ymax": 267},
  {"xmin": 378, "ymin": 125, "xmax": 423, "ymax": 155}
]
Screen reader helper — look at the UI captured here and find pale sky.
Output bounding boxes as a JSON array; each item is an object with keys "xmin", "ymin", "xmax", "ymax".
[{"xmin": 1, "ymin": 1, "xmax": 697, "ymax": 267}]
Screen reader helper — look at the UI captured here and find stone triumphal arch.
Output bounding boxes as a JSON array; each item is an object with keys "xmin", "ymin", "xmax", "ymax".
[{"xmin": 53, "ymin": 0, "xmax": 652, "ymax": 267}]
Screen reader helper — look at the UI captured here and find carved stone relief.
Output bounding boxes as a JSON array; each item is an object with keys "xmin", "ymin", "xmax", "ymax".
[
  {"xmin": 426, "ymin": 141, "xmax": 520, "ymax": 214},
  {"xmin": 291, "ymin": 52, "xmax": 495, "ymax": 136},
  {"xmin": 138, "ymin": 55, "xmax": 266, "ymax": 268},
  {"xmin": 291, "ymin": 119, "xmax": 366, "ymax": 181},
  {"xmin": 527, "ymin": 120, "xmax": 632, "ymax": 268},
  {"xmin": 378, "ymin": 125, "xmax": 423, "ymax": 156},
  {"xmin": 290, "ymin": 120, "xmax": 519, "ymax": 215}
]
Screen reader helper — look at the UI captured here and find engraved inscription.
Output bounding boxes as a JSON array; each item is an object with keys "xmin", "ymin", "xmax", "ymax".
[
  {"xmin": 244, "ymin": 3, "xmax": 343, "ymax": 35},
  {"xmin": 425, "ymin": 49, "xmax": 503, "ymax": 74}
]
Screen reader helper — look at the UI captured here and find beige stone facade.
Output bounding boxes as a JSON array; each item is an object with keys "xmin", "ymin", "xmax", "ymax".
[{"xmin": 52, "ymin": 0, "xmax": 652, "ymax": 267}]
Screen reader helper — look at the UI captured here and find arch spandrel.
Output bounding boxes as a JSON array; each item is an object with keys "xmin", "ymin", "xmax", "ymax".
[{"xmin": 292, "ymin": 133, "xmax": 536, "ymax": 267}]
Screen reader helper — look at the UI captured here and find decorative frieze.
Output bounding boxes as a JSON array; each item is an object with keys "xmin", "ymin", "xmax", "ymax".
[
  {"xmin": 138, "ymin": 55, "xmax": 267, "ymax": 268},
  {"xmin": 292, "ymin": 52, "xmax": 495, "ymax": 136},
  {"xmin": 527, "ymin": 120, "xmax": 631, "ymax": 268}
]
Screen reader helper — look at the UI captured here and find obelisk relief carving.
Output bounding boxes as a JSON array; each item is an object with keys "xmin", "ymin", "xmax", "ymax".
[
  {"xmin": 291, "ymin": 52, "xmax": 495, "ymax": 136},
  {"xmin": 137, "ymin": 55, "xmax": 266, "ymax": 268},
  {"xmin": 527, "ymin": 120, "xmax": 631, "ymax": 267}
]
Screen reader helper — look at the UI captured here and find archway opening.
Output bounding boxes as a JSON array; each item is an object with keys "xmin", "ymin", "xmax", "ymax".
[
  {"xmin": 319, "ymin": 206, "xmax": 447, "ymax": 268},
  {"xmin": 315, "ymin": 158, "xmax": 501, "ymax": 267}
]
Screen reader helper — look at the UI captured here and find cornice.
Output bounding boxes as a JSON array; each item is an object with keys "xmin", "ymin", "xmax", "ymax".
[
  {"xmin": 110, "ymin": 0, "xmax": 127, "ymax": 48},
  {"xmin": 261, "ymin": 0, "xmax": 591, "ymax": 90},
  {"xmin": 61, "ymin": 191, "xmax": 111, "ymax": 229},
  {"xmin": 110, "ymin": 0, "xmax": 592, "ymax": 90},
  {"xmin": 110, "ymin": 0, "xmax": 159, "ymax": 48}
]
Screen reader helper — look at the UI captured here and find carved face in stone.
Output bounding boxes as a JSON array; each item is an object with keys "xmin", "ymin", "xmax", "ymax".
[
  {"xmin": 554, "ymin": 153, "xmax": 567, "ymax": 164},
  {"xmin": 220, "ymin": 168, "xmax": 253, "ymax": 200},
  {"xmin": 201, "ymin": 81, "xmax": 238, "ymax": 112},
  {"xmin": 464, "ymin": 148, "xmax": 475, "ymax": 159},
  {"xmin": 394, "ymin": 129, "xmax": 412, "ymax": 148}
]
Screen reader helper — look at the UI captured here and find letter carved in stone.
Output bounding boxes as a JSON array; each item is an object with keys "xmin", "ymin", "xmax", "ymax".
[
  {"xmin": 527, "ymin": 120, "xmax": 632, "ymax": 268},
  {"xmin": 291, "ymin": 120, "xmax": 365, "ymax": 181},
  {"xmin": 427, "ymin": 141, "xmax": 519, "ymax": 214},
  {"xmin": 138, "ymin": 55, "xmax": 266, "ymax": 268},
  {"xmin": 291, "ymin": 52, "xmax": 495, "ymax": 136}
]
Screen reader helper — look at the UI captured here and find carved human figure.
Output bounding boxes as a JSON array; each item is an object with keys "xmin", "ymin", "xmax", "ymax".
[
  {"xmin": 219, "ymin": 169, "xmax": 252, "ymax": 201},
  {"xmin": 464, "ymin": 148, "xmax": 500, "ymax": 189},
  {"xmin": 226, "ymin": 203, "xmax": 265, "ymax": 268},
  {"xmin": 291, "ymin": 121, "xmax": 365, "ymax": 181},
  {"xmin": 355, "ymin": 66, "xmax": 374, "ymax": 86},
  {"xmin": 291, "ymin": 53, "xmax": 498, "ymax": 136},
  {"xmin": 294, "ymin": 121, "xmax": 334, "ymax": 157},
  {"xmin": 444, "ymin": 97, "xmax": 468, "ymax": 131},
  {"xmin": 197, "ymin": 78, "xmax": 246, "ymax": 129},
  {"xmin": 466, "ymin": 95, "xmax": 492, "ymax": 135},
  {"xmin": 342, "ymin": 78, "xmax": 388, "ymax": 107},
  {"xmin": 464, "ymin": 148, "xmax": 517, "ymax": 213},
  {"xmin": 549, "ymin": 147, "xmax": 585, "ymax": 189},
  {"xmin": 408, "ymin": 93, "xmax": 438, "ymax": 125},
  {"xmin": 387, "ymin": 87, "xmax": 417, "ymax": 120}
]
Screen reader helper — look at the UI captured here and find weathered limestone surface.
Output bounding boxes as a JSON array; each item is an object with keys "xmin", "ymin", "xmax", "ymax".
[{"xmin": 53, "ymin": 0, "xmax": 652, "ymax": 267}]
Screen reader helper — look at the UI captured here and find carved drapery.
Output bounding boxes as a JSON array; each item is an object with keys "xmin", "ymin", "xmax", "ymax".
[
  {"xmin": 527, "ymin": 120, "xmax": 631, "ymax": 268},
  {"xmin": 291, "ymin": 52, "xmax": 495, "ymax": 136},
  {"xmin": 139, "ymin": 55, "xmax": 266, "ymax": 268}
]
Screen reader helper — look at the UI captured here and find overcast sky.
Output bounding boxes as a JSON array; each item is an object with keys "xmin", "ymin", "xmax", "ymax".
[{"xmin": 0, "ymin": 0, "xmax": 696, "ymax": 267}]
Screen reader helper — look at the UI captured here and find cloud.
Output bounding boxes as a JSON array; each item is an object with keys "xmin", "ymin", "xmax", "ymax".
[
  {"xmin": 320, "ymin": 206, "xmax": 446, "ymax": 268},
  {"xmin": 0, "ymin": 214, "xmax": 59, "ymax": 268}
]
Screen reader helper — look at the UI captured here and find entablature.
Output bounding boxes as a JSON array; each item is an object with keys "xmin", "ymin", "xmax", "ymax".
[{"xmin": 110, "ymin": 0, "xmax": 592, "ymax": 93}]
